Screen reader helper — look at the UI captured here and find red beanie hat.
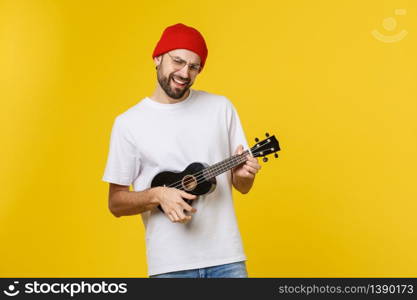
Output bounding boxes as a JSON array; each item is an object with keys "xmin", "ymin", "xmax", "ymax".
[{"xmin": 152, "ymin": 23, "xmax": 208, "ymax": 69}]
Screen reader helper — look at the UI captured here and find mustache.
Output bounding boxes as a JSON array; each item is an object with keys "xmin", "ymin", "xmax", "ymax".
[{"xmin": 170, "ymin": 74, "xmax": 190, "ymax": 84}]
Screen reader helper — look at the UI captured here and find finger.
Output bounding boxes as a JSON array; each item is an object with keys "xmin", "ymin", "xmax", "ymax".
[
  {"xmin": 165, "ymin": 211, "xmax": 175, "ymax": 222},
  {"xmin": 180, "ymin": 201, "xmax": 197, "ymax": 213},
  {"xmin": 244, "ymin": 165, "xmax": 258, "ymax": 174},
  {"xmin": 180, "ymin": 215, "xmax": 192, "ymax": 224},
  {"xmin": 247, "ymin": 155, "xmax": 258, "ymax": 161},
  {"xmin": 181, "ymin": 215, "xmax": 192, "ymax": 224},
  {"xmin": 247, "ymin": 156, "xmax": 261, "ymax": 166},
  {"xmin": 247, "ymin": 163, "xmax": 261, "ymax": 171},
  {"xmin": 235, "ymin": 144, "xmax": 243, "ymax": 155},
  {"xmin": 175, "ymin": 208, "xmax": 190, "ymax": 224},
  {"xmin": 246, "ymin": 155, "xmax": 260, "ymax": 164},
  {"xmin": 241, "ymin": 169, "xmax": 255, "ymax": 178},
  {"xmin": 175, "ymin": 210, "xmax": 185, "ymax": 223},
  {"xmin": 245, "ymin": 171, "xmax": 255, "ymax": 178},
  {"xmin": 245, "ymin": 160, "xmax": 261, "ymax": 169},
  {"xmin": 180, "ymin": 190, "xmax": 198, "ymax": 200},
  {"xmin": 169, "ymin": 211, "xmax": 180, "ymax": 223}
]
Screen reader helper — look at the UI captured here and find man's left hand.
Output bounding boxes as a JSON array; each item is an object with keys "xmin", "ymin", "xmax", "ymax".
[{"xmin": 232, "ymin": 144, "xmax": 261, "ymax": 180}]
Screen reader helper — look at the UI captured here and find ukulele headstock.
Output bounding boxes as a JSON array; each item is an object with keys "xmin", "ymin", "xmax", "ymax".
[{"xmin": 251, "ymin": 133, "xmax": 280, "ymax": 162}]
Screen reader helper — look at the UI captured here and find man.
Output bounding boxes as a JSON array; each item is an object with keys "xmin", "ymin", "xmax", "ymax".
[{"xmin": 102, "ymin": 23, "xmax": 261, "ymax": 278}]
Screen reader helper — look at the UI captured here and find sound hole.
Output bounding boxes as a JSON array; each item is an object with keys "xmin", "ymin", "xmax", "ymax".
[{"xmin": 182, "ymin": 175, "xmax": 197, "ymax": 191}]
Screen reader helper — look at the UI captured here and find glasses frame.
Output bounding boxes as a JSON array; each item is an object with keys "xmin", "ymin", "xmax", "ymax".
[{"xmin": 166, "ymin": 52, "xmax": 201, "ymax": 74}]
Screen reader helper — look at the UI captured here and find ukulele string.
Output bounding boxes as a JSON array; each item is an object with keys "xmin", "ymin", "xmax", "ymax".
[
  {"xmin": 165, "ymin": 138, "xmax": 273, "ymax": 190},
  {"xmin": 166, "ymin": 144, "xmax": 271, "ymax": 190},
  {"xmin": 168, "ymin": 152, "xmax": 248, "ymax": 190},
  {"xmin": 167, "ymin": 153, "xmax": 247, "ymax": 189},
  {"xmin": 165, "ymin": 140, "xmax": 273, "ymax": 190},
  {"xmin": 167, "ymin": 147, "xmax": 267, "ymax": 191}
]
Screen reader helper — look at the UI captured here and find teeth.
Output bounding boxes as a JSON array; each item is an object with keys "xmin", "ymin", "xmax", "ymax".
[{"xmin": 173, "ymin": 77, "xmax": 186, "ymax": 85}]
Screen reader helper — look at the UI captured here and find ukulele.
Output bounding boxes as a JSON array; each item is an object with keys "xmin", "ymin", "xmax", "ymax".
[{"xmin": 151, "ymin": 133, "xmax": 280, "ymax": 212}]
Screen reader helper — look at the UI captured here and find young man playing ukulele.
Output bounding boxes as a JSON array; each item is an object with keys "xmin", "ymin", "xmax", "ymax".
[{"xmin": 103, "ymin": 23, "xmax": 261, "ymax": 278}]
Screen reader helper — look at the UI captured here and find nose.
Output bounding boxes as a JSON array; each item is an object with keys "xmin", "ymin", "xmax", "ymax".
[{"xmin": 175, "ymin": 65, "xmax": 191, "ymax": 79}]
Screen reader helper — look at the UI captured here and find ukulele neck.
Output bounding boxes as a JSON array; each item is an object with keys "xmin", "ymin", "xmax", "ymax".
[{"xmin": 203, "ymin": 150, "xmax": 251, "ymax": 180}]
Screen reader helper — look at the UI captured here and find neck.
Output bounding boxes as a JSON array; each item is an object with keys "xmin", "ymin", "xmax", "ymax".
[
  {"xmin": 203, "ymin": 150, "xmax": 251, "ymax": 180},
  {"xmin": 150, "ymin": 85, "xmax": 190, "ymax": 104}
]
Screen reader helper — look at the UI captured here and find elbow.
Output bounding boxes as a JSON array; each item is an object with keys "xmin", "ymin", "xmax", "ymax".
[
  {"xmin": 111, "ymin": 209, "xmax": 121, "ymax": 218},
  {"xmin": 109, "ymin": 206, "xmax": 121, "ymax": 218},
  {"xmin": 108, "ymin": 199, "xmax": 121, "ymax": 218},
  {"xmin": 240, "ymin": 189, "xmax": 249, "ymax": 195}
]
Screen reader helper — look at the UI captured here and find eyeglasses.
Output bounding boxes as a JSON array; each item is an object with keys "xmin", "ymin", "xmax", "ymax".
[{"xmin": 166, "ymin": 52, "xmax": 201, "ymax": 73}]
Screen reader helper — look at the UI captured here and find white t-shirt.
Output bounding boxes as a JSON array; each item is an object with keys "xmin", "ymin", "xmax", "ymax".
[{"xmin": 102, "ymin": 89, "xmax": 250, "ymax": 276}]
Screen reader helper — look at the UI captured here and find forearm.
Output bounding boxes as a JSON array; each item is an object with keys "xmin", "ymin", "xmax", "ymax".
[
  {"xmin": 109, "ymin": 188, "xmax": 159, "ymax": 217},
  {"xmin": 232, "ymin": 173, "xmax": 254, "ymax": 194}
]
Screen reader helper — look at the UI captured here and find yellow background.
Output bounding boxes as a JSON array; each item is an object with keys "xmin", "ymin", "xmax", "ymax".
[{"xmin": 1, "ymin": 0, "xmax": 416, "ymax": 277}]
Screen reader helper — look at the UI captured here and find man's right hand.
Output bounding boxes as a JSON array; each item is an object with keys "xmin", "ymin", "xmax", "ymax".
[{"xmin": 152, "ymin": 187, "xmax": 197, "ymax": 223}]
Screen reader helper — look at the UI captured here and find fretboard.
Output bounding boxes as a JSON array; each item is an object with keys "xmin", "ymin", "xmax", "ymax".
[{"xmin": 203, "ymin": 150, "xmax": 251, "ymax": 180}]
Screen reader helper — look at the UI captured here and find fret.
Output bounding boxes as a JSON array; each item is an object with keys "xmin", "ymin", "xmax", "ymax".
[{"xmin": 203, "ymin": 150, "xmax": 250, "ymax": 180}]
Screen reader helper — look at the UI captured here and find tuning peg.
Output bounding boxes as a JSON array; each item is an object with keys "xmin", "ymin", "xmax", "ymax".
[
  {"xmin": 255, "ymin": 137, "xmax": 259, "ymax": 142},
  {"xmin": 262, "ymin": 157, "xmax": 268, "ymax": 162},
  {"xmin": 265, "ymin": 132, "xmax": 270, "ymax": 137},
  {"xmin": 274, "ymin": 153, "xmax": 278, "ymax": 158}
]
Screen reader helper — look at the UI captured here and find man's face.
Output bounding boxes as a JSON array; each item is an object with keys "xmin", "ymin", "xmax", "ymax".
[{"xmin": 155, "ymin": 49, "xmax": 201, "ymax": 99}]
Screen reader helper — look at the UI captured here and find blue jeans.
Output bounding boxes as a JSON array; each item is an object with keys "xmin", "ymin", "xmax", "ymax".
[{"xmin": 150, "ymin": 261, "xmax": 248, "ymax": 278}]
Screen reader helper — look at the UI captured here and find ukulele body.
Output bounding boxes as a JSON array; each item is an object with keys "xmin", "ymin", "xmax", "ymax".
[{"xmin": 151, "ymin": 162, "xmax": 217, "ymax": 209}]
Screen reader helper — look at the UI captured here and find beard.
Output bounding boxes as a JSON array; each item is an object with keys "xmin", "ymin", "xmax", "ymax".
[{"xmin": 157, "ymin": 69, "xmax": 192, "ymax": 99}]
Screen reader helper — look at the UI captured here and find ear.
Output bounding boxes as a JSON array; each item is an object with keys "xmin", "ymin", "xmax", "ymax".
[{"xmin": 154, "ymin": 55, "xmax": 162, "ymax": 69}]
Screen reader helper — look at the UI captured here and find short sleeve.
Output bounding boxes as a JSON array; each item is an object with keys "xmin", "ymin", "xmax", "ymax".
[
  {"xmin": 227, "ymin": 101, "xmax": 249, "ymax": 156},
  {"xmin": 102, "ymin": 116, "xmax": 141, "ymax": 186}
]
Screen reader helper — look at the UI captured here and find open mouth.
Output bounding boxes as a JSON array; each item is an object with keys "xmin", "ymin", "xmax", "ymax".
[{"xmin": 171, "ymin": 76, "xmax": 188, "ymax": 88}]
